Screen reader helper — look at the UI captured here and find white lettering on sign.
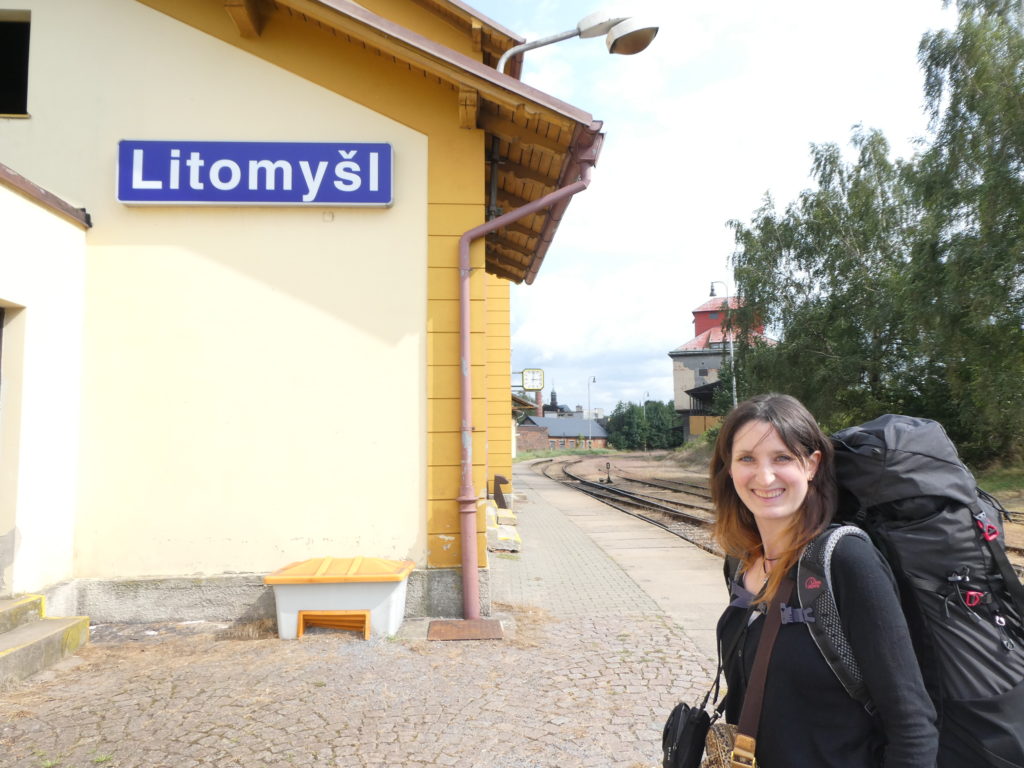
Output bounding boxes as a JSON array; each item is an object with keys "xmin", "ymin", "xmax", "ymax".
[
  {"xmin": 248, "ymin": 160, "xmax": 292, "ymax": 191},
  {"xmin": 209, "ymin": 159, "xmax": 242, "ymax": 190},
  {"xmin": 186, "ymin": 152, "xmax": 205, "ymax": 190},
  {"xmin": 334, "ymin": 150, "xmax": 361, "ymax": 192},
  {"xmin": 119, "ymin": 141, "xmax": 393, "ymax": 206},
  {"xmin": 298, "ymin": 160, "xmax": 327, "ymax": 202},
  {"xmin": 132, "ymin": 149, "xmax": 162, "ymax": 189}
]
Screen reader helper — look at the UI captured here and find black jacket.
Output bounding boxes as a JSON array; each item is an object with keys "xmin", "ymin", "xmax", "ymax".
[{"xmin": 717, "ymin": 534, "xmax": 938, "ymax": 767}]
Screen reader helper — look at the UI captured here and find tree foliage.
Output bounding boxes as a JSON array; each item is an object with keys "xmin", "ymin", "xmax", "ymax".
[
  {"xmin": 606, "ymin": 400, "xmax": 684, "ymax": 451},
  {"xmin": 913, "ymin": 0, "xmax": 1024, "ymax": 461},
  {"xmin": 727, "ymin": 0, "xmax": 1024, "ymax": 465}
]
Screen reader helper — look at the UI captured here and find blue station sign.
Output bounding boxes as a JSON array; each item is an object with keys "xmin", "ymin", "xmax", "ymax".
[{"xmin": 117, "ymin": 140, "xmax": 393, "ymax": 206}]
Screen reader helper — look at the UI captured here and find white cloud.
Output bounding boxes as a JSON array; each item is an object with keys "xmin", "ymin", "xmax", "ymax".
[{"xmin": 473, "ymin": 0, "xmax": 957, "ymax": 413}]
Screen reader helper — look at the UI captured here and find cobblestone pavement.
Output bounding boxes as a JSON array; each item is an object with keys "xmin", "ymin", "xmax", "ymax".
[{"xmin": 0, "ymin": 466, "xmax": 717, "ymax": 768}]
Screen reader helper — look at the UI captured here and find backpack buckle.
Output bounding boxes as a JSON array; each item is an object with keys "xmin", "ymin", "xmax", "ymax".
[
  {"xmin": 975, "ymin": 518, "xmax": 1000, "ymax": 541},
  {"xmin": 964, "ymin": 590, "xmax": 985, "ymax": 608}
]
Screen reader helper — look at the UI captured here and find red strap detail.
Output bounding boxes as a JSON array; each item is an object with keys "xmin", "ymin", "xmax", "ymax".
[{"xmin": 977, "ymin": 519, "xmax": 1000, "ymax": 541}]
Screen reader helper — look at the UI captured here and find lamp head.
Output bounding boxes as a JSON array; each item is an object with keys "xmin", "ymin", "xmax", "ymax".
[
  {"xmin": 709, "ymin": 282, "xmax": 717, "ymax": 297},
  {"xmin": 576, "ymin": 11, "xmax": 628, "ymax": 38},
  {"xmin": 606, "ymin": 18, "xmax": 658, "ymax": 55}
]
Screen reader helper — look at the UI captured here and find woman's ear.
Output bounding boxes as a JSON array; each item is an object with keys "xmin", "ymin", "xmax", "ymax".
[{"xmin": 806, "ymin": 449, "xmax": 822, "ymax": 479}]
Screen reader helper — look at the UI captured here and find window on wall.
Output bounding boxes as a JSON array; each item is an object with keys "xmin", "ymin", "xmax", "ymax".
[{"xmin": 0, "ymin": 15, "xmax": 30, "ymax": 116}]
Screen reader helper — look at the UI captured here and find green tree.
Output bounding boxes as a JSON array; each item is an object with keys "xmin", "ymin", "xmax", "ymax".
[
  {"xmin": 913, "ymin": 0, "xmax": 1024, "ymax": 461},
  {"xmin": 607, "ymin": 400, "xmax": 683, "ymax": 450},
  {"xmin": 606, "ymin": 401, "xmax": 645, "ymax": 450},
  {"xmin": 730, "ymin": 128, "xmax": 924, "ymax": 431}
]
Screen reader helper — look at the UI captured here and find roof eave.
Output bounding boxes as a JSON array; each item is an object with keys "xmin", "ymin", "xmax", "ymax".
[{"xmin": 0, "ymin": 162, "xmax": 92, "ymax": 229}]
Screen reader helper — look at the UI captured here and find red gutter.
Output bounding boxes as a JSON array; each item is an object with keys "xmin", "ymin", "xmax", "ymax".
[{"xmin": 455, "ymin": 133, "xmax": 604, "ymax": 619}]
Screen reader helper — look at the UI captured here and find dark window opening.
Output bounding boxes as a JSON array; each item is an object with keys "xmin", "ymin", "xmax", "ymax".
[{"xmin": 0, "ymin": 20, "xmax": 30, "ymax": 115}]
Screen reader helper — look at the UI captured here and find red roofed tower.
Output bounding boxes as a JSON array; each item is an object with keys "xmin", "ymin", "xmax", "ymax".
[{"xmin": 667, "ymin": 297, "xmax": 764, "ymax": 440}]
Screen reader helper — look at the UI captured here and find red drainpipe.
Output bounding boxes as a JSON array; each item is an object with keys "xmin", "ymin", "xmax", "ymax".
[{"xmin": 455, "ymin": 136, "xmax": 603, "ymax": 619}]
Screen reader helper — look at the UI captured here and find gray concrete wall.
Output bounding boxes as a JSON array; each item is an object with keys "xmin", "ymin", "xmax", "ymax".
[{"xmin": 39, "ymin": 568, "xmax": 491, "ymax": 625}]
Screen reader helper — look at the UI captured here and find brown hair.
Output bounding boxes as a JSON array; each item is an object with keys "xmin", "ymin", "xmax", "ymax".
[{"xmin": 710, "ymin": 393, "xmax": 836, "ymax": 601}]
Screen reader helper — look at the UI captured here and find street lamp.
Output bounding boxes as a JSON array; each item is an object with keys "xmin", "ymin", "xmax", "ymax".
[
  {"xmin": 587, "ymin": 376, "xmax": 597, "ymax": 446},
  {"xmin": 709, "ymin": 281, "xmax": 738, "ymax": 408},
  {"xmin": 642, "ymin": 390, "xmax": 649, "ymax": 452},
  {"xmin": 496, "ymin": 11, "xmax": 659, "ymax": 75}
]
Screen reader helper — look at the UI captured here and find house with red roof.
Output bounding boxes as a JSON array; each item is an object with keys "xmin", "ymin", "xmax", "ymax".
[{"xmin": 669, "ymin": 297, "xmax": 764, "ymax": 440}]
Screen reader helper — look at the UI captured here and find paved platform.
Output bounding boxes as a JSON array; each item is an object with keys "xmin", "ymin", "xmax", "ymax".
[{"xmin": 0, "ymin": 463, "xmax": 724, "ymax": 768}]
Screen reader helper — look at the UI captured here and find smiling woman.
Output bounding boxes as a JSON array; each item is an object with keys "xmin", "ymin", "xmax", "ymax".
[{"xmin": 707, "ymin": 393, "xmax": 938, "ymax": 768}]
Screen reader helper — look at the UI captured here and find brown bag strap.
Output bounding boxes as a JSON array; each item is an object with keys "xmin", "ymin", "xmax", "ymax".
[{"xmin": 732, "ymin": 577, "xmax": 794, "ymax": 767}]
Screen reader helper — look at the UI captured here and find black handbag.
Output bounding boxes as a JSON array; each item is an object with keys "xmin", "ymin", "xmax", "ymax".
[
  {"xmin": 661, "ymin": 604, "xmax": 734, "ymax": 768},
  {"xmin": 661, "ymin": 692, "xmax": 714, "ymax": 768}
]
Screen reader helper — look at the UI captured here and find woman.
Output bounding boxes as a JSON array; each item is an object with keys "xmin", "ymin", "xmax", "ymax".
[{"xmin": 712, "ymin": 394, "xmax": 937, "ymax": 767}]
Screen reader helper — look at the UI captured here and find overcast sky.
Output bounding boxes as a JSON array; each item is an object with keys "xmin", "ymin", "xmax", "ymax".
[{"xmin": 468, "ymin": 0, "xmax": 957, "ymax": 414}]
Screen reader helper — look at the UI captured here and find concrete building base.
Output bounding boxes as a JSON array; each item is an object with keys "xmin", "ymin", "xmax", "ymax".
[{"xmin": 39, "ymin": 568, "xmax": 490, "ymax": 624}]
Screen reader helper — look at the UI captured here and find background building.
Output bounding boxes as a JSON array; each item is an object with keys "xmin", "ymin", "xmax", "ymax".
[{"xmin": 669, "ymin": 296, "xmax": 766, "ymax": 441}]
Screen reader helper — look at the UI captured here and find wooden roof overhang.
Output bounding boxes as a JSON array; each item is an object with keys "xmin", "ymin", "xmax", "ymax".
[{"xmin": 222, "ymin": 0, "xmax": 603, "ymax": 284}]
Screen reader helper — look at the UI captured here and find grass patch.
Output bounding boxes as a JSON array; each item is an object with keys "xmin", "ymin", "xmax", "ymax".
[
  {"xmin": 215, "ymin": 617, "xmax": 276, "ymax": 641},
  {"xmin": 513, "ymin": 448, "xmax": 616, "ymax": 462},
  {"xmin": 974, "ymin": 466, "xmax": 1024, "ymax": 495}
]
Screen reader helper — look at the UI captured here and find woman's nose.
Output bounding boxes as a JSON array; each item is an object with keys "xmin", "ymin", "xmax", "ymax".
[{"xmin": 754, "ymin": 462, "xmax": 775, "ymax": 484}]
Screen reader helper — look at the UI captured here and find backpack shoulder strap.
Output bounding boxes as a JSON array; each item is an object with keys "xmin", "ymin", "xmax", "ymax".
[
  {"xmin": 797, "ymin": 525, "xmax": 872, "ymax": 708},
  {"xmin": 972, "ymin": 493, "xmax": 1024, "ymax": 618},
  {"xmin": 724, "ymin": 555, "xmax": 740, "ymax": 592}
]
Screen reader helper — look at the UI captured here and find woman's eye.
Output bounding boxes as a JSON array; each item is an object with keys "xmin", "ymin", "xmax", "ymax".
[{"xmin": 774, "ymin": 455, "xmax": 794, "ymax": 463}]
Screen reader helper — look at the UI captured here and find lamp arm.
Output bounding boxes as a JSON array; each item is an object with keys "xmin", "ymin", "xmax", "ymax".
[{"xmin": 497, "ymin": 28, "xmax": 581, "ymax": 74}]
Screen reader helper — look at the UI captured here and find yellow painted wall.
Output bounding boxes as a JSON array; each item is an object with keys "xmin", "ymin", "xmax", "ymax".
[
  {"xmin": 486, "ymin": 273, "xmax": 512, "ymax": 494},
  {"xmin": 0, "ymin": 0, "xmax": 433, "ymax": 578},
  {"xmin": 0, "ymin": 0, "xmax": 508, "ymax": 587},
  {"xmin": 689, "ymin": 414, "xmax": 722, "ymax": 438},
  {"xmin": 0, "ymin": 182, "xmax": 87, "ymax": 595},
  {"xmin": 134, "ymin": 0, "xmax": 494, "ymax": 570},
  {"xmin": 425, "ymin": 210, "xmax": 488, "ymax": 568}
]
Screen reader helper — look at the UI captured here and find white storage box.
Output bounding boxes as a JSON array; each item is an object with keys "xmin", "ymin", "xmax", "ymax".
[{"xmin": 265, "ymin": 556, "xmax": 414, "ymax": 640}]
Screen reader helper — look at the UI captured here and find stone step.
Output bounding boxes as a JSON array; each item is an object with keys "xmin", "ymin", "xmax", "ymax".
[
  {"xmin": 0, "ymin": 615, "xmax": 90, "ymax": 687},
  {"xmin": 0, "ymin": 595, "xmax": 44, "ymax": 634}
]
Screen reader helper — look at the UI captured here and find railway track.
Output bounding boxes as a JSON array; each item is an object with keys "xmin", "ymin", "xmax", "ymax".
[
  {"xmin": 608, "ymin": 468, "xmax": 712, "ymax": 501},
  {"xmin": 535, "ymin": 457, "xmax": 1024, "ymax": 578},
  {"xmin": 538, "ymin": 458, "xmax": 720, "ymax": 555}
]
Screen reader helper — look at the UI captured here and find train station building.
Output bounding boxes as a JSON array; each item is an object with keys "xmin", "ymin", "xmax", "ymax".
[{"xmin": 0, "ymin": 0, "xmax": 603, "ymax": 623}]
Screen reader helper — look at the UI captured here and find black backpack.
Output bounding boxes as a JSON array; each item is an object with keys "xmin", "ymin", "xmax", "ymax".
[{"xmin": 797, "ymin": 414, "xmax": 1024, "ymax": 768}]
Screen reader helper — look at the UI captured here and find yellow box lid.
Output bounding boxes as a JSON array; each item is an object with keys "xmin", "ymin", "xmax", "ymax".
[{"xmin": 264, "ymin": 556, "xmax": 414, "ymax": 585}]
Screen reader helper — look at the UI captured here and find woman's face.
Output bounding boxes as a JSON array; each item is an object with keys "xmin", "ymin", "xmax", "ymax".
[{"xmin": 729, "ymin": 419, "xmax": 820, "ymax": 528}]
